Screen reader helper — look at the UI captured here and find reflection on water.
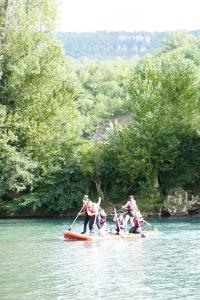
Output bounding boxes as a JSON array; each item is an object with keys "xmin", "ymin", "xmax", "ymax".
[{"xmin": 0, "ymin": 218, "xmax": 200, "ymax": 300}]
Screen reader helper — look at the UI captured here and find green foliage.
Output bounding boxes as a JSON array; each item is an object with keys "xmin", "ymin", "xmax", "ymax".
[
  {"xmin": 0, "ymin": 105, "xmax": 38, "ymax": 197},
  {"xmin": 0, "ymin": 0, "xmax": 80, "ymax": 213},
  {"xmin": 128, "ymin": 50, "xmax": 199, "ymax": 195},
  {"xmin": 163, "ymin": 31, "xmax": 193, "ymax": 51},
  {"xmin": 127, "ymin": 52, "xmax": 199, "ymax": 175},
  {"xmin": 0, "ymin": 0, "xmax": 77, "ymax": 170},
  {"xmin": 75, "ymin": 59, "xmax": 134, "ymax": 136},
  {"xmin": 99, "ymin": 47, "xmax": 200, "ymax": 209},
  {"xmin": 160, "ymin": 127, "xmax": 200, "ymax": 190},
  {"xmin": 136, "ymin": 180, "xmax": 161, "ymax": 211},
  {"xmin": 16, "ymin": 160, "xmax": 86, "ymax": 213}
]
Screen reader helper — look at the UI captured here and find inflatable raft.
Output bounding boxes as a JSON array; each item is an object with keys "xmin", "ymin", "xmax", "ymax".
[
  {"xmin": 64, "ymin": 230, "xmax": 158, "ymax": 241},
  {"xmin": 64, "ymin": 231, "xmax": 92, "ymax": 241}
]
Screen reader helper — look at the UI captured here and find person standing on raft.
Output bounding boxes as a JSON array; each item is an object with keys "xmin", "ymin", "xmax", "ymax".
[
  {"xmin": 81, "ymin": 195, "xmax": 101, "ymax": 234},
  {"xmin": 122, "ymin": 195, "xmax": 138, "ymax": 227}
]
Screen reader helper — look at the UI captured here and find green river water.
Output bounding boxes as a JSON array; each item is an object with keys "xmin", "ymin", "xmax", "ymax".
[{"xmin": 0, "ymin": 218, "xmax": 200, "ymax": 300}]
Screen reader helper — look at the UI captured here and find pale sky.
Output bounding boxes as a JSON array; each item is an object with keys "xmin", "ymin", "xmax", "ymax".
[{"xmin": 58, "ymin": 0, "xmax": 200, "ymax": 32}]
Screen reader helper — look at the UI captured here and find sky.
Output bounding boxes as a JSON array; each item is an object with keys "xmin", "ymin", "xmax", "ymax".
[{"xmin": 58, "ymin": 0, "xmax": 200, "ymax": 32}]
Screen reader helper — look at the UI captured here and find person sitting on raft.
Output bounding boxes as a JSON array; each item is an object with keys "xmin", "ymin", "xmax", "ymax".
[
  {"xmin": 81, "ymin": 195, "xmax": 101, "ymax": 234},
  {"xmin": 113, "ymin": 213, "xmax": 126, "ymax": 235},
  {"xmin": 96, "ymin": 207, "xmax": 107, "ymax": 234},
  {"xmin": 129, "ymin": 212, "xmax": 144, "ymax": 234},
  {"xmin": 122, "ymin": 195, "xmax": 137, "ymax": 227}
]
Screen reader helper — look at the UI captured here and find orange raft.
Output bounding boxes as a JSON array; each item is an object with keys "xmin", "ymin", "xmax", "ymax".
[
  {"xmin": 63, "ymin": 230, "xmax": 158, "ymax": 241},
  {"xmin": 64, "ymin": 231, "xmax": 92, "ymax": 241}
]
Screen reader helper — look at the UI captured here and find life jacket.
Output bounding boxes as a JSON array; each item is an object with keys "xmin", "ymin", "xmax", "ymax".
[
  {"xmin": 86, "ymin": 202, "xmax": 96, "ymax": 216},
  {"xmin": 99, "ymin": 213, "xmax": 106, "ymax": 225},
  {"xmin": 82, "ymin": 202, "xmax": 89, "ymax": 214},
  {"xmin": 97, "ymin": 211, "xmax": 106, "ymax": 228},
  {"xmin": 134, "ymin": 217, "xmax": 143, "ymax": 227},
  {"xmin": 127, "ymin": 200, "xmax": 137, "ymax": 213}
]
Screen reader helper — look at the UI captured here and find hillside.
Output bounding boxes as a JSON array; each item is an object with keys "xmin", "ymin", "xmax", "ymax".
[{"xmin": 57, "ymin": 30, "xmax": 200, "ymax": 60}]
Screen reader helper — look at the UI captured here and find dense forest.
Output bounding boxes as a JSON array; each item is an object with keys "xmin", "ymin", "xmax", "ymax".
[
  {"xmin": 0, "ymin": 0, "xmax": 199, "ymax": 217},
  {"xmin": 57, "ymin": 30, "xmax": 200, "ymax": 60}
]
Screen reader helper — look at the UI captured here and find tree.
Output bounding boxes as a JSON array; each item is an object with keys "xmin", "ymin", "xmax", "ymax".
[
  {"xmin": 0, "ymin": 0, "xmax": 79, "ymax": 211},
  {"xmin": 127, "ymin": 52, "xmax": 199, "ymax": 194},
  {"xmin": 163, "ymin": 30, "xmax": 193, "ymax": 51}
]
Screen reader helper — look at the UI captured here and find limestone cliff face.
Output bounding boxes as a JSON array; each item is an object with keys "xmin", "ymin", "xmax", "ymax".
[
  {"xmin": 92, "ymin": 113, "xmax": 132, "ymax": 142},
  {"xmin": 162, "ymin": 188, "xmax": 200, "ymax": 216},
  {"xmin": 58, "ymin": 31, "xmax": 200, "ymax": 60}
]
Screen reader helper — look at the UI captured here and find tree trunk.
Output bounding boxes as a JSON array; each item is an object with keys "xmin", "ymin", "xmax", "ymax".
[
  {"xmin": 95, "ymin": 178, "xmax": 104, "ymax": 202},
  {"xmin": 153, "ymin": 167, "xmax": 159, "ymax": 188}
]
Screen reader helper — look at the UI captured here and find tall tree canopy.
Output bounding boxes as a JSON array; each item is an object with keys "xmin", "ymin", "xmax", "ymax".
[
  {"xmin": 102, "ymin": 50, "xmax": 200, "ymax": 207},
  {"xmin": 0, "ymin": 0, "xmax": 79, "ymax": 212}
]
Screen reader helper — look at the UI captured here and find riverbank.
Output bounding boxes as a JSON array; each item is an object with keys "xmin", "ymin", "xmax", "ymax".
[
  {"xmin": 1, "ymin": 207, "xmax": 200, "ymax": 219},
  {"xmin": 1, "ymin": 187, "xmax": 200, "ymax": 218}
]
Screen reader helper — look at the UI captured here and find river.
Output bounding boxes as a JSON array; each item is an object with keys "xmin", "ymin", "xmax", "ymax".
[{"xmin": 0, "ymin": 218, "xmax": 200, "ymax": 300}]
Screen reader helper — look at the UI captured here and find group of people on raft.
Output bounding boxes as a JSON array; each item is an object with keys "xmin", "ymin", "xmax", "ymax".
[{"xmin": 79, "ymin": 194, "xmax": 144, "ymax": 235}]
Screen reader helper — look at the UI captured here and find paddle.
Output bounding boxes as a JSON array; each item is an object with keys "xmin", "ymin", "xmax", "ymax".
[
  {"xmin": 68, "ymin": 206, "xmax": 84, "ymax": 231},
  {"xmin": 143, "ymin": 219, "xmax": 158, "ymax": 232}
]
